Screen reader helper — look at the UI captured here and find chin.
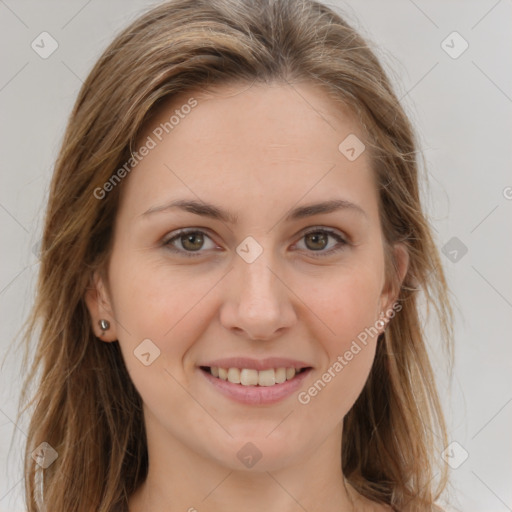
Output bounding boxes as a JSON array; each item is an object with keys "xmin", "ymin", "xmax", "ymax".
[{"xmin": 207, "ymin": 433, "xmax": 305, "ymax": 473}]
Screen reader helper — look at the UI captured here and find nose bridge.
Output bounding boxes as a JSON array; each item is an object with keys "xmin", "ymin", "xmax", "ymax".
[
  {"xmin": 220, "ymin": 235, "xmax": 296, "ymax": 339},
  {"xmin": 236, "ymin": 243, "xmax": 283, "ymax": 309}
]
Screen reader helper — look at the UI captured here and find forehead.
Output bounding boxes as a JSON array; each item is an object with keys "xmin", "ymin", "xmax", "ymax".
[
  {"xmin": 119, "ymin": 81, "xmax": 379, "ymax": 223},
  {"xmin": 148, "ymin": 80, "xmax": 362, "ymax": 157}
]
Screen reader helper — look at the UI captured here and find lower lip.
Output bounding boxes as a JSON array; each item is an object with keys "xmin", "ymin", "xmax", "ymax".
[{"xmin": 199, "ymin": 368, "xmax": 312, "ymax": 405}]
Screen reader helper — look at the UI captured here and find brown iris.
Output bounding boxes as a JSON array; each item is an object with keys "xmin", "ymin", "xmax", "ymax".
[
  {"xmin": 180, "ymin": 232, "xmax": 204, "ymax": 251},
  {"xmin": 304, "ymin": 232, "xmax": 328, "ymax": 251}
]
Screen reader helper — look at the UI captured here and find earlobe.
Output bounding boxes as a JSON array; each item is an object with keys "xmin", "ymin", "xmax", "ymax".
[{"xmin": 84, "ymin": 271, "xmax": 118, "ymax": 342}]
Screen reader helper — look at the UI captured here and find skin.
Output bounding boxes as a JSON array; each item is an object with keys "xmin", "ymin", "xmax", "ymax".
[{"xmin": 86, "ymin": 81, "xmax": 408, "ymax": 512}]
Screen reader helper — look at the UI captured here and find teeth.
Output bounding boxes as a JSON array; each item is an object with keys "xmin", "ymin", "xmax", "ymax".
[
  {"xmin": 258, "ymin": 369, "xmax": 276, "ymax": 386},
  {"xmin": 240, "ymin": 369, "xmax": 258, "ymax": 386},
  {"xmin": 275, "ymin": 367, "xmax": 286, "ymax": 384},
  {"xmin": 227, "ymin": 368, "xmax": 240, "ymax": 384},
  {"xmin": 209, "ymin": 366, "xmax": 301, "ymax": 386},
  {"xmin": 286, "ymin": 367, "xmax": 295, "ymax": 380}
]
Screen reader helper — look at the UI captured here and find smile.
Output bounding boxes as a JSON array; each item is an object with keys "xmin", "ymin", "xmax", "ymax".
[
  {"xmin": 199, "ymin": 365, "xmax": 312, "ymax": 405},
  {"xmin": 200, "ymin": 366, "xmax": 309, "ymax": 386}
]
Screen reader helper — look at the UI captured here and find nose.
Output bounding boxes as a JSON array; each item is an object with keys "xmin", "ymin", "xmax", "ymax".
[{"xmin": 219, "ymin": 248, "xmax": 297, "ymax": 341}]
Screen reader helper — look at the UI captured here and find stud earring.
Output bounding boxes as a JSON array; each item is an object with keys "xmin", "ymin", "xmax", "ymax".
[
  {"xmin": 376, "ymin": 312, "xmax": 387, "ymax": 332},
  {"xmin": 98, "ymin": 319, "xmax": 110, "ymax": 335}
]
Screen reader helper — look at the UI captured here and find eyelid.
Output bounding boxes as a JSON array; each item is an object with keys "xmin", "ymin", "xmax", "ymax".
[{"xmin": 300, "ymin": 226, "xmax": 348, "ymax": 242}]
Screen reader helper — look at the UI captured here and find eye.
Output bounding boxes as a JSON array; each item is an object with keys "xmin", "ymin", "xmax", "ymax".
[
  {"xmin": 294, "ymin": 228, "xmax": 348, "ymax": 257},
  {"xmin": 162, "ymin": 227, "xmax": 348, "ymax": 258},
  {"xmin": 163, "ymin": 229, "xmax": 218, "ymax": 256}
]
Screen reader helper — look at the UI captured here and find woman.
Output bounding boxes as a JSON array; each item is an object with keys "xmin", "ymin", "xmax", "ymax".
[{"xmin": 19, "ymin": 0, "xmax": 453, "ymax": 510}]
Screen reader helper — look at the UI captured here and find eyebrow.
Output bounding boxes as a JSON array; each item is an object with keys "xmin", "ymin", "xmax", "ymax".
[{"xmin": 142, "ymin": 198, "xmax": 367, "ymax": 223}]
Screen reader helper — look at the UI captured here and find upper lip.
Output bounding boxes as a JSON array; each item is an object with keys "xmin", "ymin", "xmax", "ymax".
[{"xmin": 199, "ymin": 357, "xmax": 313, "ymax": 371}]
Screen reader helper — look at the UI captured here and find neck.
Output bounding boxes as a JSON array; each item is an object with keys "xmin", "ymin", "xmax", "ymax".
[{"xmin": 129, "ymin": 421, "xmax": 357, "ymax": 512}]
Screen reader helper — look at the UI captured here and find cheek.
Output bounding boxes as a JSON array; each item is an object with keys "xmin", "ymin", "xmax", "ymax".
[
  {"xmin": 106, "ymin": 255, "xmax": 210, "ymax": 419},
  {"xmin": 304, "ymin": 265, "xmax": 383, "ymax": 347},
  {"xmin": 296, "ymin": 267, "xmax": 383, "ymax": 409},
  {"xmin": 107, "ymin": 252, "xmax": 221, "ymax": 366}
]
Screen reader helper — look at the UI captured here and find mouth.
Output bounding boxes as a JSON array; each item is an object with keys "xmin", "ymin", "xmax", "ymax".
[
  {"xmin": 198, "ymin": 363, "xmax": 313, "ymax": 405},
  {"xmin": 199, "ymin": 365, "xmax": 311, "ymax": 387}
]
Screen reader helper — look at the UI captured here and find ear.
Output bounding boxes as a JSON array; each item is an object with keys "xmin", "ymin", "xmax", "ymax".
[
  {"xmin": 378, "ymin": 243, "xmax": 409, "ymax": 329},
  {"xmin": 84, "ymin": 271, "xmax": 118, "ymax": 342}
]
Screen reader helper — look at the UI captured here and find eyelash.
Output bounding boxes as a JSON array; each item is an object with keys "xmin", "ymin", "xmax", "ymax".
[{"xmin": 162, "ymin": 228, "xmax": 348, "ymax": 258}]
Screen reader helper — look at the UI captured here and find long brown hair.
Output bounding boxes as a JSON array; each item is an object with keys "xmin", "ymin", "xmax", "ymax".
[{"xmin": 19, "ymin": 0, "xmax": 453, "ymax": 510}]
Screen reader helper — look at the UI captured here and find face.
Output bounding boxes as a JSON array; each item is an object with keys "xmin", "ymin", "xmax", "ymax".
[{"xmin": 87, "ymin": 81, "xmax": 407, "ymax": 472}]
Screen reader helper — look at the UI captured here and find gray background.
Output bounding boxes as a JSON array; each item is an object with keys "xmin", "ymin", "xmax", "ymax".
[{"xmin": 1, "ymin": 0, "xmax": 511, "ymax": 511}]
